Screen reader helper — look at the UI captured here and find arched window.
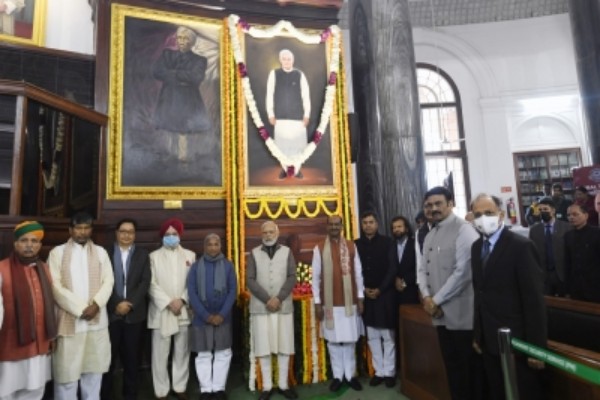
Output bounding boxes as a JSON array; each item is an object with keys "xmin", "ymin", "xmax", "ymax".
[{"xmin": 417, "ymin": 63, "xmax": 470, "ymax": 217}]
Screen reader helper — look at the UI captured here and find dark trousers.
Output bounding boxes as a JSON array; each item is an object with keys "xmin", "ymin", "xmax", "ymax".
[
  {"xmin": 544, "ymin": 270, "xmax": 565, "ymax": 296},
  {"xmin": 482, "ymin": 351, "xmax": 544, "ymax": 400},
  {"xmin": 101, "ymin": 319, "xmax": 145, "ymax": 400},
  {"xmin": 437, "ymin": 326, "xmax": 484, "ymax": 400}
]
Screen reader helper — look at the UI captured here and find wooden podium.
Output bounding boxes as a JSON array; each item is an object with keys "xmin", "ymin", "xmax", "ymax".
[{"xmin": 399, "ymin": 305, "xmax": 451, "ymax": 400}]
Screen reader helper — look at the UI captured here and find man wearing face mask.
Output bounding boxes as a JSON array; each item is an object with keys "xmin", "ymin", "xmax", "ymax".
[
  {"xmin": 528, "ymin": 197, "xmax": 571, "ymax": 296},
  {"xmin": 247, "ymin": 221, "xmax": 298, "ymax": 400},
  {"xmin": 416, "ymin": 186, "xmax": 480, "ymax": 400},
  {"xmin": 471, "ymin": 194, "xmax": 546, "ymax": 400},
  {"xmin": 148, "ymin": 218, "xmax": 196, "ymax": 400}
]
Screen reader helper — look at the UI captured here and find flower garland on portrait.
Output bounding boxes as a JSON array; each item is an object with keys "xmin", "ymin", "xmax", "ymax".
[{"xmin": 227, "ymin": 14, "xmax": 341, "ymax": 177}]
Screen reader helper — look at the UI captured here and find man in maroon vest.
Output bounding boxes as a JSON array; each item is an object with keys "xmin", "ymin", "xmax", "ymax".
[
  {"xmin": 312, "ymin": 215, "xmax": 365, "ymax": 392},
  {"xmin": 0, "ymin": 221, "xmax": 56, "ymax": 399}
]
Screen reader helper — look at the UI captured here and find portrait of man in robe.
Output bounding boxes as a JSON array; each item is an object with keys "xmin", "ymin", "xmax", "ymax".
[{"xmin": 118, "ymin": 16, "xmax": 222, "ymax": 188}]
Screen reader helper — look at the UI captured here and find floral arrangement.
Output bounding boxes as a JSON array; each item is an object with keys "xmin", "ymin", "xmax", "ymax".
[
  {"xmin": 293, "ymin": 262, "xmax": 312, "ymax": 297},
  {"xmin": 228, "ymin": 14, "xmax": 341, "ymax": 176}
]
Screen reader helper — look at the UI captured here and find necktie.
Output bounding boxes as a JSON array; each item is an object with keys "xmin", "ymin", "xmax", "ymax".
[
  {"xmin": 545, "ymin": 224, "xmax": 555, "ymax": 271},
  {"xmin": 481, "ymin": 239, "xmax": 491, "ymax": 262}
]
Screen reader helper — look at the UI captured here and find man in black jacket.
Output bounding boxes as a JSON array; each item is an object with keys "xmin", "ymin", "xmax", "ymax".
[
  {"xmin": 565, "ymin": 203, "xmax": 600, "ymax": 303},
  {"xmin": 101, "ymin": 218, "xmax": 152, "ymax": 400},
  {"xmin": 471, "ymin": 194, "xmax": 546, "ymax": 400},
  {"xmin": 390, "ymin": 216, "xmax": 419, "ymax": 305},
  {"xmin": 355, "ymin": 211, "xmax": 396, "ymax": 388}
]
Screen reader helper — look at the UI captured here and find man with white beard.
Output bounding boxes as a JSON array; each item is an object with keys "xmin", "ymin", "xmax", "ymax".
[{"xmin": 246, "ymin": 221, "xmax": 297, "ymax": 400}]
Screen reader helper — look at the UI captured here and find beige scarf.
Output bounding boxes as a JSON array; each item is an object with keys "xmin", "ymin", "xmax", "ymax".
[
  {"xmin": 57, "ymin": 239, "xmax": 102, "ymax": 336},
  {"xmin": 322, "ymin": 236, "xmax": 353, "ymax": 330}
]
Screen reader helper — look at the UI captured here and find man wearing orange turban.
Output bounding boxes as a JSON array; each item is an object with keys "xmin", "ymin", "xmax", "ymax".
[
  {"xmin": 0, "ymin": 221, "xmax": 56, "ymax": 400},
  {"xmin": 148, "ymin": 218, "xmax": 196, "ymax": 400}
]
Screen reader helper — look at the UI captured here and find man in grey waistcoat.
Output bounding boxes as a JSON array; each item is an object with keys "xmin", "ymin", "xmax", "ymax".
[
  {"xmin": 266, "ymin": 49, "xmax": 311, "ymax": 179},
  {"xmin": 416, "ymin": 186, "xmax": 480, "ymax": 400},
  {"xmin": 246, "ymin": 221, "xmax": 298, "ymax": 400}
]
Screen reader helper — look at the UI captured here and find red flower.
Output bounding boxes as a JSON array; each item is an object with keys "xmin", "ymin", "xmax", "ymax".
[
  {"xmin": 328, "ymin": 72, "xmax": 337, "ymax": 86},
  {"xmin": 238, "ymin": 62, "xmax": 248, "ymax": 78},
  {"xmin": 258, "ymin": 127, "xmax": 269, "ymax": 140},
  {"xmin": 313, "ymin": 131, "xmax": 323, "ymax": 144},
  {"xmin": 239, "ymin": 19, "xmax": 250, "ymax": 31},
  {"xmin": 320, "ymin": 28, "xmax": 331, "ymax": 43}
]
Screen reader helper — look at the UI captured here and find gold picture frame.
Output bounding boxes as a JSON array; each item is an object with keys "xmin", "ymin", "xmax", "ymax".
[
  {"xmin": 234, "ymin": 23, "xmax": 346, "ymax": 200},
  {"xmin": 0, "ymin": 0, "xmax": 46, "ymax": 46},
  {"xmin": 107, "ymin": 4, "xmax": 228, "ymax": 200}
]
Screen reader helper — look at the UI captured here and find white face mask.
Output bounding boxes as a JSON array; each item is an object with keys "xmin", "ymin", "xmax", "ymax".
[{"xmin": 473, "ymin": 215, "xmax": 501, "ymax": 236}]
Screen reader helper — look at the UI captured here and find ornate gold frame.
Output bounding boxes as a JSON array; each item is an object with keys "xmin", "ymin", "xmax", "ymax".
[
  {"xmin": 0, "ymin": 0, "xmax": 46, "ymax": 46},
  {"xmin": 225, "ymin": 17, "xmax": 356, "ymax": 291},
  {"xmin": 107, "ymin": 4, "xmax": 228, "ymax": 200}
]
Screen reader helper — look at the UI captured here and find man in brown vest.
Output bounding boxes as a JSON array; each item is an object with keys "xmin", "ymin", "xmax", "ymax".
[
  {"xmin": 312, "ymin": 215, "xmax": 365, "ymax": 392},
  {"xmin": 0, "ymin": 221, "xmax": 56, "ymax": 399}
]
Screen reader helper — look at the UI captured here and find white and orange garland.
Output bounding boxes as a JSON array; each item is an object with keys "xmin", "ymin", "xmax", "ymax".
[{"xmin": 227, "ymin": 14, "xmax": 341, "ymax": 176}]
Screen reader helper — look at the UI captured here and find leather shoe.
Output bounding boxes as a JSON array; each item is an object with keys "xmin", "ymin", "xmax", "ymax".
[
  {"xmin": 278, "ymin": 387, "xmax": 298, "ymax": 399},
  {"xmin": 199, "ymin": 393, "xmax": 213, "ymax": 400},
  {"xmin": 214, "ymin": 391, "xmax": 227, "ymax": 400},
  {"xmin": 258, "ymin": 390, "xmax": 272, "ymax": 400},
  {"xmin": 294, "ymin": 171, "xmax": 303, "ymax": 179},
  {"xmin": 174, "ymin": 392, "xmax": 188, "ymax": 400},
  {"xmin": 329, "ymin": 378, "xmax": 343, "ymax": 392},
  {"xmin": 278, "ymin": 170, "xmax": 287, "ymax": 179},
  {"xmin": 369, "ymin": 375, "xmax": 384, "ymax": 386},
  {"xmin": 384, "ymin": 376, "xmax": 396, "ymax": 388},
  {"xmin": 156, "ymin": 398, "xmax": 167, "ymax": 400},
  {"xmin": 348, "ymin": 377, "xmax": 363, "ymax": 391}
]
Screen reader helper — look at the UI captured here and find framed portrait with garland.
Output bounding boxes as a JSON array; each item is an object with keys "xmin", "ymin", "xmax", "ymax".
[
  {"xmin": 228, "ymin": 15, "xmax": 348, "ymax": 200},
  {"xmin": 107, "ymin": 4, "xmax": 227, "ymax": 199}
]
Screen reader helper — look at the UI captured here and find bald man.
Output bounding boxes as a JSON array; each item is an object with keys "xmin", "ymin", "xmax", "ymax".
[{"xmin": 247, "ymin": 221, "xmax": 298, "ymax": 400}]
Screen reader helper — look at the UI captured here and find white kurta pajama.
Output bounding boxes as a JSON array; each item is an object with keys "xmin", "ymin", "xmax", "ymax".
[
  {"xmin": 48, "ymin": 241, "xmax": 114, "ymax": 400},
  {"xmin": 148, "ymin": 246, "xmax": 195, "ymax": 398},
  {"xmin": 311, "ymin": 244, "xmax": 364, "ymax": 381},
  {"xmin": 266, "ymin": 68, "xmax": 311, "ymax": 174},
  {"xmin": 247, "ymin": 245, "xmax": 296, "ymax": 392}
]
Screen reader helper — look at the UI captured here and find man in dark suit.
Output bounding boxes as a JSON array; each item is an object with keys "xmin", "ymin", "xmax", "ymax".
[
  {"xmin": 355, "ymin": 211, "xmax": 396, "ymax": 388},
  {"xmin": 565, "ymin": 203, "xmax": 600, "ymax": 303},
  {"xmin": 101, "ymin": 218, "xmax": 152, "ymax": 400},
  {"xmin": 528, "ymin": 196, "xmax": 571, "ymax": 296},
  {"xmin": 471, "ymin": 194, "xmax": 547, "ymax": 400},
  {"xmin": 390, "ymin": 216, "xmax": 419, "ymax": 305}
]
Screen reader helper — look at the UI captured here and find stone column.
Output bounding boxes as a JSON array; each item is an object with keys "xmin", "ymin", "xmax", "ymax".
[
  {"xmin": 348, "ymin": 0, "xmax": 426, "ymax": 232},
  {"xmin": 568, "ymin": 0, "xmax": 600, "ymax": 164}
]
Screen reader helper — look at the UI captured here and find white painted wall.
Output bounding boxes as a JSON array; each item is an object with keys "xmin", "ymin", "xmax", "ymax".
[
  {"xmin": 413, "ymin": 14, "xmax": 585, "ymax": 224},
  {"xmin": 45, "ymin": 0, "xmax": 95, "ymax": 54}
]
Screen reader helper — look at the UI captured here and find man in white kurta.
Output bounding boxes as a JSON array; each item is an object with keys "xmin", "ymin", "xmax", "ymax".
[
  {"xmin": 148, "ymin": 218, "xmax": 196, "ymax": 400},
  {"xmin": 266, "ymin": 48, "xmax": 311, "ymax": 178},
  {"xmin": 48, "ymin": 213, "xmax": 114, "ymax": 400},
  {"xmin": 247, "ymin": 221, "xmax": 297, "ymax": 400},
  {"xmin": 312, "ymin": 215, "xmax": 364, "ymax": 392}
]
